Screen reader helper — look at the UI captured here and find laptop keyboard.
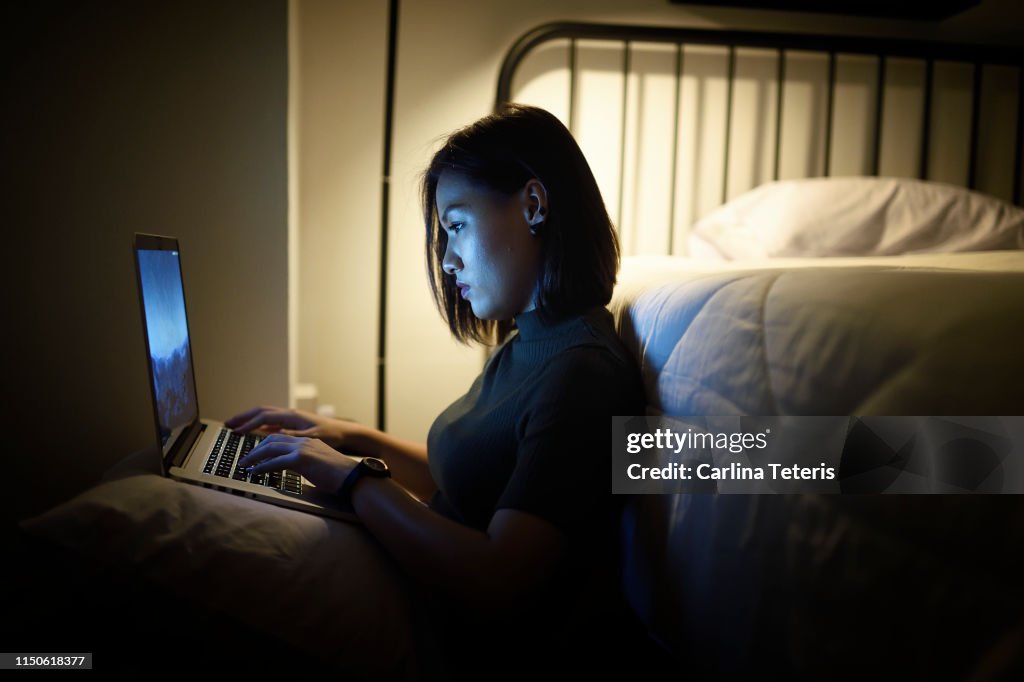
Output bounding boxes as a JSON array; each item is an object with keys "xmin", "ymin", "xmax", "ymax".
[{"xmin": 203, "ymin": 428, "xmax": 303, "ymax": 495}]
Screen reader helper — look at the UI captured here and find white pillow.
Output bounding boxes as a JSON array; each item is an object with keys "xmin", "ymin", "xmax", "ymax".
[
  {"xmin": 19, "ymin": 471, "xmax": 418, "ymax": 678},
  {"xmin": 688, "ymin": 177, "xmax": 1024, "ymax": 259}
]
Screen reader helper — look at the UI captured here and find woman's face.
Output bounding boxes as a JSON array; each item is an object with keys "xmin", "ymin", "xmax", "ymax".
[{"xmin": 436, "ymin": 171, "xmax": 544, "ymax": 321}]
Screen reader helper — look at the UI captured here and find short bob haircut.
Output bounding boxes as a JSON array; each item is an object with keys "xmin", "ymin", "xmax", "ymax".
[{"xmin": 422, "ymin": 103, "xmax": 619, "ymax": 345}]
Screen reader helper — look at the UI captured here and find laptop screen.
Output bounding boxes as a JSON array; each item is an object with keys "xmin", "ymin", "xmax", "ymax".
[{"xmin": 136, "ymin": 245, "xmax": 199, "ymax": 452}]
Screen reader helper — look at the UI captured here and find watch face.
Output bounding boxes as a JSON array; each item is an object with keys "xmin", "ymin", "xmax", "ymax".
[{"xmin": 364, "ymin": 457, "xmax": 389, "ymax": 474}]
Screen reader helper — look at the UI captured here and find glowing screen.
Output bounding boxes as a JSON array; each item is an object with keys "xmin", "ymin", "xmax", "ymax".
[{"xmin": 137, "ymin": 249, "xmax": 198, "ymax": 446}]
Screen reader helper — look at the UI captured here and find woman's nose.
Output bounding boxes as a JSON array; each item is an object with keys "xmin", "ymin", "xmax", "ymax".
[{"xmin": 442, "ymin": 241, "xmax": 461, "ymax": 274}]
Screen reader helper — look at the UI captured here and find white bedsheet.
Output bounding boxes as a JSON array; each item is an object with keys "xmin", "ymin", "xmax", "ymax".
[
  {"xmin": 611, "ymin": 252, "xmax": 1024, "ymax": 416},
  {"xmin": 611, "ymin": 251, "xmax": 1024, "ymax": 678}
]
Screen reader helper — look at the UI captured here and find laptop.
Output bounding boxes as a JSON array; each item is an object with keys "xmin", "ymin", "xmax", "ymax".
[{"xmin": 133, "ymin": 233, "xmax": 357, "ymax": 521}]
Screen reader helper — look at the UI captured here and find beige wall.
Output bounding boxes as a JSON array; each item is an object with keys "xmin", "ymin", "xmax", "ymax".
[
  {"xmin": 292, "ymin": 0, "xmax": 387, "ymax": 426},
  {"xmin": 7, "ymin": 1, "xmax": 290, "ymax": 525},
  {"xmin": 293, "ymin": 0, "xmax": 1023, "ymax": 444},
  {"xmin": 378, "ymin": 0, "xmax": 1024, "ymax": 442}
]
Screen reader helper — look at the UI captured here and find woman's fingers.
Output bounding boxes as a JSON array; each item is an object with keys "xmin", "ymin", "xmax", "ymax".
[
  {"xmin": 230, "ymin": 410, "xmax": 295, "ymax": 435},
  {"xmin": 247, "ymin": 452, "xmax": 300, "ymax": 475},
  {"xmin": 229, "ymin": 413, "xmax": 272, "ymax": 434},
  {"xmin": 237, "ymin": 434, "xmax": 299, "ymax": 470},
  {"xmin": 224, "ymin": 405, "xmax": 281, "ymax": 429},
  {"xmin": 227, "ymin": 406, "xmax": 320, "ymax": 435},
  {"xmin": 234, "ymin": 436, "xmax": 355, "ymax": 492}
]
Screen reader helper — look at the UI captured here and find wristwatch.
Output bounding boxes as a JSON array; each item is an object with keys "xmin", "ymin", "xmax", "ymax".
[{"xmin": 336, "ymin": 456, "xmax": 391, "ymax": 507}]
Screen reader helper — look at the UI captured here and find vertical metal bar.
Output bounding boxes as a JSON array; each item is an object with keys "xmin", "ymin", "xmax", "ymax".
[
  {"xmin": 968, "ymin": 62, "xmax": 983, "ymax": 190},
  {"xmin": 1016, "ymin": 66, "xmax": 1024, "ymax": 206},
  {"xmin": 872, "ymin": 54, "xmax": 886, "ymax": 176},
  {"xmin": 920, "ymin": 58, "xmax": 934, "ymax": 180},
  {"xmin": 568, "ymin": 38, "xmax": 577, "ymax": 133},
  {"xmin": 668, "ymin": 43, "xmax": 683, "ymax": 255},
  {"xmin": 722, "ymin": 45, "xmax": 736, "ymax": 205},
  {"xmin": 376, "ymin": 0, "xmax": 400, "ymax": 431},
  {"xmin": 773, "ymin": 49, "xmax": 785, "ymax": 181},
  {"xmin": 823, "ymin": 51, "xmax": 836, "ymax": 177},
  {"xmin": 617, "ymin": 41, "xmax": 630, "ymax": 234}
]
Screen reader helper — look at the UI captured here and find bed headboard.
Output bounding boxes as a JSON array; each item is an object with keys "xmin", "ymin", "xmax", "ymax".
[{"xmin": 495, "ymin": 22, "xmax": 1024, "ymax": 256}]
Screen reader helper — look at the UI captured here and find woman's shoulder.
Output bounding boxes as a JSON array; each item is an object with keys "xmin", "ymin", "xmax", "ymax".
[
  {"xmin": 569, "ymin": 308, "xmax": 637, "ymax": 371},
  {"xmin": 537, "ymin": 313, "xmax": 643, "ymax": 407},
  {"xmin": 547, "ymin": 340, "xmax": 635, "ymax": 387}
]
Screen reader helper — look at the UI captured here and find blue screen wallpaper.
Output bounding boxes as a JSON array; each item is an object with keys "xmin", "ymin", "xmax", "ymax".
[{"xmin": 138, "ymin": 249, "xmax": 198, "ymax": 445}]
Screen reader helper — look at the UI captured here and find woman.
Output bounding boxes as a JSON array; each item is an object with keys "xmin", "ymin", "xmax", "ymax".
[{"xmin": 229, "ymin": 104, "xmax": 647, "ymax": 676}]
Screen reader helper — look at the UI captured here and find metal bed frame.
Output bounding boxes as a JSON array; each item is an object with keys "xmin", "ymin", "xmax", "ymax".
[{"xmin": 495, "ymin": 22, "xmax": 1024, "ymax": 207}]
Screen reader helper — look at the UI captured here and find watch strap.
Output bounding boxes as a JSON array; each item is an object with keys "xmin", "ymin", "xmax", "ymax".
[{"xmin": 335, "ymin": 457, "xmax": 390, "ymax": 507}]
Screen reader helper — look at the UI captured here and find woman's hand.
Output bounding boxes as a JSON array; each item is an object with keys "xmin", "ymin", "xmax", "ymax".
[
  {"xmin": 237, "ymin": 434, "xmax": 357, "ymax": 493},
  {"xmin": 225, "ymin": 405, "xmax": 355, "ymax": 450}
]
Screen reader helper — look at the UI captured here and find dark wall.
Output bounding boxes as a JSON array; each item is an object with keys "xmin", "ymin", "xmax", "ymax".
[{"xmin": 2, "ymin": 1, "xmax": 289, "ymax": 532}]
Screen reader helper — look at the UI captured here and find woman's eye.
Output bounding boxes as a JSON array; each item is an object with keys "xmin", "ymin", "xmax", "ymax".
[{"xmin": 449, "ymin": 222, "xmax": 464, "ymax": 234}]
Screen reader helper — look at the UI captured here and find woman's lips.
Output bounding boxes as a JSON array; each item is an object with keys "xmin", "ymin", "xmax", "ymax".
[{"xmin": 457, "ymin": 283, "xmax": 470, "ymax": 299}]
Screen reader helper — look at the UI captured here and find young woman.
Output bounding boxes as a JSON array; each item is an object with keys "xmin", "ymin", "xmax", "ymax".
[{"xmin": 228, "ymin": 104, "xmax": 647, "ymax": 677}]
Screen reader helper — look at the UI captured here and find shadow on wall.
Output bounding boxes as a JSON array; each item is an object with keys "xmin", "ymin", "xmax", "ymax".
[{"xmin": 3, "ymin": 0, "xmax": 289, "ymax": 529}]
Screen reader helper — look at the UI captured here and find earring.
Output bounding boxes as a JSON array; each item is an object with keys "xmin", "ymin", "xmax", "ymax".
[{"xmin": 529, "ymin": 207, "xmax": 546, "ymax": 236}]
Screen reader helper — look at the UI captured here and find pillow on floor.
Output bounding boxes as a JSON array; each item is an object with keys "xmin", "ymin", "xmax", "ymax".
[{"xmin": 19, "ymin": 468, "xmax": 419, "ymax": 679}]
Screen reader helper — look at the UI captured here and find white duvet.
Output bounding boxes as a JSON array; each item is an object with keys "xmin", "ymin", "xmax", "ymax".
[
  {"xmin": 611, "ymin": 251, "xmax": 1024, "ymax": 679},
  {"xmin": 611, "ymin": 252, "xmax": 1024, "ymax": 417}
]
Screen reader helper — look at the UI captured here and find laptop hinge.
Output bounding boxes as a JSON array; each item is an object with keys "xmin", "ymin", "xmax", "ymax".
[{"xmin": 167, "ymin": 420, "xmax": 206, "ymax": 469}]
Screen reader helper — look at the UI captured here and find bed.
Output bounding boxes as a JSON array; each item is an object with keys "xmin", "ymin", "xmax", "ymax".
[
  {"xmin": 611, "ymin": 176, "xmax": 1024, "ymax": 418},
  {"xmin": 606, "ymin": 179, "xmax": 1024, "ymax": 680},
  {"xmin": 501, "ymin": 22, "xmax": 1024, "ymax": 681},
  {"xmin": 17, "ymin": 21, "xmax": 1024, "ymax": 681}
]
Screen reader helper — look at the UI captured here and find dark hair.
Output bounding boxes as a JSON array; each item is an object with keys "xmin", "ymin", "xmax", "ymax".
[{"xmin": 422, "ymin": 103, "xmax": 619, "ymax": 345}]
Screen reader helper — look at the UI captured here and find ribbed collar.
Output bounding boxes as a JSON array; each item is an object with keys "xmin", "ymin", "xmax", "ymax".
[{"xmin": 513, "ymin": 306, "xmax": 606, "ymax": 342}]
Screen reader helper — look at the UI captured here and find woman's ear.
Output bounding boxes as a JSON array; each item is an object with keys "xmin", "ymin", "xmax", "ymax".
[{"xmin": 523, "ymin": 179, "xmax": 549, "ymax": 234}]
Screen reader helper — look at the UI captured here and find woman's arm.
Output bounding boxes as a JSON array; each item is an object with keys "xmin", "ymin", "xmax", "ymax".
[
  {"xmin": 352, "ymin": 477, "xmax": 566, "ymax": 611},
  {"xmin": 342, "ymin": 424, "xmax": 436, "ymax": 502},
  {"xmin": 226, "ymin": 406, "xmax": 436, "ymax": 502},
  {"xmin": 239, "ymin": 433, "xmax": 568, "ymax": 609}
]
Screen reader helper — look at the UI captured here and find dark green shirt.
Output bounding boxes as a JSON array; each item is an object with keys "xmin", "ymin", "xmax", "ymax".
[
  {"xmin": 421, "ymin": 306, "xmax": 647, "ymax": 678},
  {"xmin": 427, "ymin": 306, "xmax": 644, "ymax": 546}
]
